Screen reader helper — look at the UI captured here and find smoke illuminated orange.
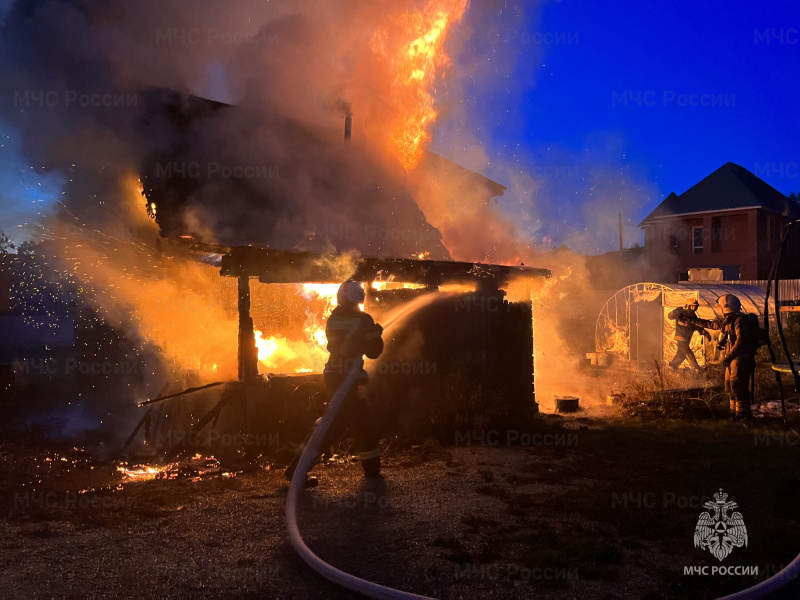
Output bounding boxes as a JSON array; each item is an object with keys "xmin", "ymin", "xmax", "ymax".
[{"xmin": 372, "ymin": 0, "xmax": 468, "ymax": 170}]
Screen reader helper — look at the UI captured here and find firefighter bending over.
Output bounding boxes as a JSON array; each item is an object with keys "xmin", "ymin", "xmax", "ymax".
[
  {"xmin": 668, "ymin": 300, "xmax": 711, "ymax": 371},
  {"xmin": 689, "ymin": 294, "xmax": 758, "ymax": 419},
  {"xmin": 285, "ymin": 280, "xmax": 384, "ymax": 484}
]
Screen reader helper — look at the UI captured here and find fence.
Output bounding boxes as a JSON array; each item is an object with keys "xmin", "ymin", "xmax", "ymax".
[{"xmin": 723, "ymin": 280, "xmax": 800, "ymax": 303}]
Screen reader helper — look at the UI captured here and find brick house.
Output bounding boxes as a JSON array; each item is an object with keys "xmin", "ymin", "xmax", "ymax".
[{"xmin": 639, "ymin": 162, "xmax": 800, "ymax": 281}]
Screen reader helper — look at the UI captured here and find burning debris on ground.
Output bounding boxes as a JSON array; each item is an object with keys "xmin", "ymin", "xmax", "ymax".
[{"xmin": 1, "ymin": 0, "xmax": 800, "ymax": 598}]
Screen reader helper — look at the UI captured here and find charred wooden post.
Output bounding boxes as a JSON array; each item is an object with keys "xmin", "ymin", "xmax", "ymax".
[
  {"xmin": 118, "ymin": 407, "xmax": 153, "ymax": 455},
  {"xmin": 137, "ymin": 381, "xmax": 226, "ymax": 407},
  {"xmin": 238, "ymin": 275, "xmax": 258, "ymax": 383}
]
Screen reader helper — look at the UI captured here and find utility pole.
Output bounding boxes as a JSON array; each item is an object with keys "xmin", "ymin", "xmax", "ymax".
[{"xmin": 619, "ymin": 213, "xmax": 624, "ymax": 255}]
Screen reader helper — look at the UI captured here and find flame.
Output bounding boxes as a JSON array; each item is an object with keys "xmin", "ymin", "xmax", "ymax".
[
  {"xmin": 57, "ymin": 174, "xmax": 438, "ymax": 380},
  {"xmin": 254, "ymin": 332, "xmax": 279, "ymax": 360},
  {"xmin": 47, "ymin": 172, "xmax": 240, "ymax": 382},
  {"xmin": 117, "ymin": 455, "xmax": 224, "ymax": 482},
  {"xmin": 300, "ymin": 283, "xmax": 339, "ymax": 349},
  {"xmin": 253, "ymin": 330, "xmax": 326, "ymax": 373},
  {"xmin": 372, "ymin": 280, "xmax": 426, "ymax": 292},
  {"xmin": 51, "ymin": 173, "xmax": 353, "ymax": 382},
  {"xmin": 530, "ymin": 267, "xmax": 573, "ymax": 305},
  {"xmin": 372, "ymin": 0, "xmax": 468, "ymax": 170},
  {"xmin": 116, "ymin": 464, "xmax": 167, "ymax": 482},
  {"xmin": 300, "ymin": 283, "xmax": 341, "ymax": 300},
  {"xmin": 252, "ymin": 284, "xmax": 340, "ymax": 373}
]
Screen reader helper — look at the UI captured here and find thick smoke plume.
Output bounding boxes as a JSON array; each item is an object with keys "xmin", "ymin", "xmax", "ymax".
[
  {"xmin": 0, "ymin": 0, "xmax": 474, "ymax": 426},
  {"xmin": 2, "ymin": 0, "xmax": 465, "ymax": 257},
  {"xmin": 1, "ymin": 0, "xmax": 665, "ymax": 420}
]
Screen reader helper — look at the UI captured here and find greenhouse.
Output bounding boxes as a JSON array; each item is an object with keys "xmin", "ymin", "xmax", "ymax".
[{"xmin": 595, "ymin": 282, "xmax": 767, "ymax": 368}]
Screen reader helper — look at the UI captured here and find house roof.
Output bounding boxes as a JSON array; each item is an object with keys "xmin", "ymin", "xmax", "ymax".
[
  {"xmin": 219, "ymin": 246, "xmax": 550, "ymax": 284},
  {"xmin": 639, "ymin": 162, "xmax": 793, "ymax": 226},
  {"xmin": 420, "ymin": 152, "xmax": 507, "ymax": 198},
  {"xmin": 139, "ymin": 89, "xmax": 506, "ymax": 260}
]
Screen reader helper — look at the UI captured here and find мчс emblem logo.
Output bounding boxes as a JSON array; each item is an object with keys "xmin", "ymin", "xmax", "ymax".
[{"xmin": 694, "ymin": 489, "xmax": 748, "ymax": 561}]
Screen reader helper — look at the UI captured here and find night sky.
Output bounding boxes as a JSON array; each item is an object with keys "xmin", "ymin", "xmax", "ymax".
[{"xmin": 434, "ymin": 0, "xmax": 800, "ymax": 251}]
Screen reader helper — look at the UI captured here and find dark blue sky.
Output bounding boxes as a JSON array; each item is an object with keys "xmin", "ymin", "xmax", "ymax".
[{"xmin": 434, "ymin": 0, "xmax": 800, "ymax": 251}]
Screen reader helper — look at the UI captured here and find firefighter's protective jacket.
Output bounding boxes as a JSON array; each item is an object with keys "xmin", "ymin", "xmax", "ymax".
[
  {"xmin": 324, "ymin": 304, "xmax": 383, "ymax": 381},
  {"xmin": 668, "ymin": 307, "xmax": 706, "ymax": 342},
  {"xmin": 690, "ymin": 312, "xmax": 757, "ymax": 364}
]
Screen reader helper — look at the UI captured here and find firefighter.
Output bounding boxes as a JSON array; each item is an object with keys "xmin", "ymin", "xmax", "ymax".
[
  {"xmin": 285, "ymin": 280, "xmax": 384, "ymax": 484},
  {"xmin": 667, "ymin": 300, "xmax": 711, "ymax": 371},
  {"xmin": 689, "ymin": 294, "xmax": 758, "ymax": 419}
]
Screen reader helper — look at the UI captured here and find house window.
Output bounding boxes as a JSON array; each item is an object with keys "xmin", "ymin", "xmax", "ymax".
[
  {"xmin": 712, "ymin": 217, "xmax": 722, "ymax": 252},
  {"xmin": 669, "ymin": 232, "xmax": 678, "ymax": 254},
  {"xmin": 692, "ymin": 227, "xmax": 704, "ymax": 253}
]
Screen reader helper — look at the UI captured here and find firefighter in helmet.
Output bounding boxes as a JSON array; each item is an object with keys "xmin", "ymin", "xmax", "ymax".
[
  {"xmin": 285, "ymin": 280, "xmax": 384, "ymax": 483},
  {"xmin": 688, "ymin": 294, "xmax": 758, "ymax": 418},
  {"xmin": 667, "ymin": 299, "xmax": 711, "ymax": 371}
]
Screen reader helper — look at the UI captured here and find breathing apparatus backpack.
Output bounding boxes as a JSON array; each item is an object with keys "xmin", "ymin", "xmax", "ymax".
[{"xmin": 739, "ymin": 313, "xmax": 769, "ymax": 351}]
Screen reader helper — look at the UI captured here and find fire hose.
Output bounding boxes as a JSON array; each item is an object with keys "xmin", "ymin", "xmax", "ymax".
[
  {"xmin": 283, "ymin": 282, "xmax": 800, "ymax": 599},
  {"xmin": 285, "ymin": 292, "xmax": 449, "ymax": 598},
  {"xmin": 284, "ymin": 355, "xmax": 434, "ymax": 599},
  {"xmin": 718, "ymin": 219, "xmax": 800, "ymax": 600},
  {"xmin": 717, "ymin": 554, "xmax": 800, "ymax": 600}
]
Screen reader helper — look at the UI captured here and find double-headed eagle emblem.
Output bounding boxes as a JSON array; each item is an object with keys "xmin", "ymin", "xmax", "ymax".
[{"xmin": 694, "ymin": 488, "xmax": 748, "ymax": 561}]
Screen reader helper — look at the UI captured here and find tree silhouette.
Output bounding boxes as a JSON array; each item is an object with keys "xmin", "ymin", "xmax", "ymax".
[{"xmin": 0, "ymin": 230, "xmax": 15, "ymax": 254}]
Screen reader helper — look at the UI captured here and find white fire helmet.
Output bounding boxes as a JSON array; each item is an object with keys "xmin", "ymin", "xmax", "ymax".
[
  {"xmin": 717, "ymin": 294, "xmax": 741, "ymax": 314},
  {"xmin": 337, "ymin": 280, "xmax": 365, "ymax": 305}
]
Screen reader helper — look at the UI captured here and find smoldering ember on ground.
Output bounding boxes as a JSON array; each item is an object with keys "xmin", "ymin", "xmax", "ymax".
[{"xmin": 0, "ymin": 1, "xmax": 799, "ymax": 599}]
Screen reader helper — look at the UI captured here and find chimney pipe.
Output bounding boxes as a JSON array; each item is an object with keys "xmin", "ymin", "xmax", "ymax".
[{"xmin": 344, "ymin": 115, "xmax": 352, "ymax": 142}]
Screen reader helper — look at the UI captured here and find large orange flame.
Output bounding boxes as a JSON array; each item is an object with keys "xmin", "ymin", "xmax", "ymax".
[
  {"xmin": 62, "ymin": 178, "xmax": 444, "ymax": 381},
  {"xmin": 372, "ymin": 0, "xmax": 469, "ymax": 170},
  {"xmin": 253, "ymin": 284, "xmax": 339, "ymax": 373}
]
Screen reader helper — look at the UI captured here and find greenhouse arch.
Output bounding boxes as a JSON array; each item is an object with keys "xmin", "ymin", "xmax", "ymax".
[{"xmin": 595, "ymin": 283, "xmax": 766, "ymax": 367}]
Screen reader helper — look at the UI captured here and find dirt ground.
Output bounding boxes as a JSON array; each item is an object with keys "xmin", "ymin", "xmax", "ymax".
[{"xmin": 2, "ymin": 404, "xmax": 800, "ymax": 600}]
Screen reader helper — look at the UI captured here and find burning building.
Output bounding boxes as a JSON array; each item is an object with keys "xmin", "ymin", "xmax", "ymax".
[
  {"xmin": 0, "ymin": 0, "xmax": 561, "ymax": 453},
  {"xmin": 125, "ymin": 137, "xmax": 551, "ymax": 456},
  {"xmin": 113, "ymin": 246, "xmax": 550, "ymax": 454}
]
